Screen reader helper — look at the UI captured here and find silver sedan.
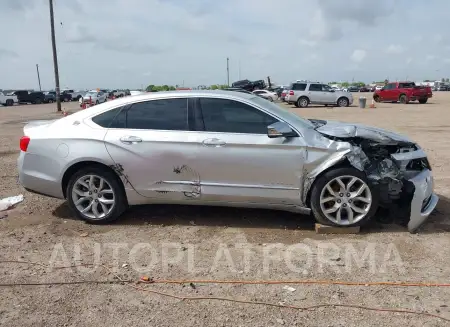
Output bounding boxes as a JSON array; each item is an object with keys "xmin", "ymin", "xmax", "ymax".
[{"xmin": 18, "ymin": 90, "xmax": 438, "ymax": 232}]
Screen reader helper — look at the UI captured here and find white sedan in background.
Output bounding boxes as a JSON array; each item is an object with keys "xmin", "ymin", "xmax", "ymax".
[
  {"xmin": 79, "ymin": 91, "xmax": 108, "ymax": 106},
  {"xmin": 252, "ymin": 90, "xmax": 278, "ymax": 102}
]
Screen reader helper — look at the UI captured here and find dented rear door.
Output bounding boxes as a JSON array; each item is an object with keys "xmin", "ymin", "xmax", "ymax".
[{"xmin": 103, "ymin": 97, "xmax": 202, "ymax": 200}]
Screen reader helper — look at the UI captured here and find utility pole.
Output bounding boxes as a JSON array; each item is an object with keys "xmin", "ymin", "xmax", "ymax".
[
  {"xmin": 238, "ymin": 60, "xmax": 241, "ymax": 80},
  {"xmin": 36, "ymin": 64, "xmax": 42, "ymax": 91},
  {"xmin": 49, "ymin": 0, "xmax": 61, "ymax": 111},
  {"xmin": 226, "ymin": 57, "xmax": 230, "ymax": 86}
]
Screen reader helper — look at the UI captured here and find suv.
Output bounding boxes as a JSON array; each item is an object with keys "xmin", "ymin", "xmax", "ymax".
[
  {"xmin": 231, "ymin": 79, "xmax": 266, "ymax": 91},
  {"xmin": 10, "ymin": 90, "xmax": 45, "ymax": 104},
  {"xmin": 286, "ymin": 82, "xmax": 353, "ymax": 108}
]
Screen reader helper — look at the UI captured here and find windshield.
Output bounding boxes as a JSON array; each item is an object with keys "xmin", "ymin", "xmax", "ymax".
[
  {"xmin": 251, "ymin": 96, "xmax": 314, "ymax": 128},
  {"xmin": 85, "ymin": 92, "xmax": 98, "ymax": 96}
]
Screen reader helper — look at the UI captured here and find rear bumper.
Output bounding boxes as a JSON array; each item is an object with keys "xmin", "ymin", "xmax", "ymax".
[
  {"xmin": 407, "ymin": 169, "xmax": 438, "ymax": 233},
  {"xmin": 17, "ymin": 151, "xmax": 65, "ymax": 199}
]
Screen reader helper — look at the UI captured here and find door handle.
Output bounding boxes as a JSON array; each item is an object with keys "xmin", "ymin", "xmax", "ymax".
[
  {"xmin": 120, "ymin": 135, "xmax": 142, "ymax": 144},
  {"xmin": 202, "ymin": 138, "xmax": 226, "ymax": 147}
]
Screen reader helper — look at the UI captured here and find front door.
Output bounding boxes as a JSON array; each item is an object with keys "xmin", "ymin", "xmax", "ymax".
[
  {"xmin": 103, "ymin": 97, "xmax": 201, "ymax": 200},
  {"xmin": 191, "ymin": 97, "xmax": 306, "ymax": 205}
]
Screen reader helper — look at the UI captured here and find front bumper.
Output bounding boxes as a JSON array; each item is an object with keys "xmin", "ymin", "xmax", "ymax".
[{"xmin": 408, "ymin": 169, "xmax": 438, "ymax": 233}]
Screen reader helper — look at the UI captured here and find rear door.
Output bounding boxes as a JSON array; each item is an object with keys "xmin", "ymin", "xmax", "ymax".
[
  {"xmin": 190, "ymin": 96, "xmax": 306, "ymax": 205},
  {"xmin": 320, "ymin": 84, "xmax": 337, "ymax": 104},
  {"xmin": 103, "ymin": 97, "xmax": 202, "ymax": 199}
]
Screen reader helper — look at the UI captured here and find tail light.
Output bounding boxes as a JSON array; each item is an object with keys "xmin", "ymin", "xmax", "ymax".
[
  {"xmin": 20, "ymin": 136, "xmax": 30, "ymax": 152},
  {"xmin": 289, "ymin": 90, "xmax": 294, "ymax": 95}
]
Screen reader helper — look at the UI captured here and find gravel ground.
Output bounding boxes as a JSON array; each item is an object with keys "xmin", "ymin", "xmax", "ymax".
[{"xmin": 0, "ymin": 95, "xmax": 449, "ymax": 326}]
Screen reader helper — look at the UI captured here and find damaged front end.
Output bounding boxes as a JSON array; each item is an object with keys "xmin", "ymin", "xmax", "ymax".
[{"xmin": 307, "ymin": 120, "xmax": 439, "ymax": 233}]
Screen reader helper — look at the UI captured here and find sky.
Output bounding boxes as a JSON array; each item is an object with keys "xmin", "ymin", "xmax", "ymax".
[{"xmin": 1, "ymin": 0, "xmax": 450, "ymax": 90}]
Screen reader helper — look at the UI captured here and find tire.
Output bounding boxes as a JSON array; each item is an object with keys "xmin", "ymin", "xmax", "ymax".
[
  {"xmin": 66, "ymin": 166, "xmax": 128, "ymax": 224},
  {"xmin": 337, "ymin": 97, "xmax": 349, "ymax": 107},
  {"xmin": 35, "ymin": 99, "xmax": 42, "ymax": 104},
  {"xmin": 268, "ymin": 97, "xmax": 273, "ymax": 102},
  {"xmin": 49, "ymin": 99, "xmax": 54, "ymax": 103},
  {"xmin": 419, "ymin": 98, "xmax": 428, "ymax": 104},
  {"xmin": 95, "ymin": 100, "xmax": 99, "ymax": 105},
  {"xmin": 399, "ymin": 94, "xmax": 409, "ymax": 104},
  {"xmin": 6, "ymin": 99, "xmax": 13, "ymax": 106},
  {"xmin": 310, "ymin": 167, "xmax": 379, "ymax": 228},
  {"xmin": 373, "ymin": 95, "xmax": 380, "ymax": 103},
  {"xmin": 297, "ymin": 96, "xmax": 309, "ymax": 108}
]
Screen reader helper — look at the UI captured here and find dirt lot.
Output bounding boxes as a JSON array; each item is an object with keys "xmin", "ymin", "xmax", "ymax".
[{"xmin": 0, "ymin": 94, "xmax": 449, "ymax": 327}]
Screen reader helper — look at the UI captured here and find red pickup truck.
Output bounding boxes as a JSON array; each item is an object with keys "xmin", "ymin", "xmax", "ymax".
[{"xmin": 373, "ymin": 81, "xmax": 432, "ymax": 104}]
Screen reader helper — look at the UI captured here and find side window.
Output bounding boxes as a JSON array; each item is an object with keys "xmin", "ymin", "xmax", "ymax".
[
  {"xmin": 199, "ymin": 98, "xmax": 278, "ymax": 134},
  {"xmin": 293, "ymin": 83, "xmax": 307, "ymax": 91},
  {"xmin": 322, "ymin": 84, "xmax": 332, "ymax": 91},
  {"xmin": 126, "ymin": 98, "xmax": 188, "ymax": 130},
  {"xmin": 92, "ymin": 107, "xmax": 123, "ymax": 128},
  {"xmin": 386, "ymin": 83, "xmax": 395, "ymax": 90},
  {"xmin": 253, "ymin": 91, "xmax": 263, "ymax": 94},
  {"xmin": 309, "ymin": 84, "xmax": 322, "ymax": 91}
]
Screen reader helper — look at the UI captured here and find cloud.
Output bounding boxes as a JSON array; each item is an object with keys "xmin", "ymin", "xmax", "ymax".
[
  {"xmin": 0, "ymin": 0, "xmax": 450, "ymax": 89},
  {"xmin": 350, "ymin": 49, "xmax": 366, "ymax": 63},
  {"xmin": 0, "ymin": 48, "xmax": 19, "ymax": 58},
  {"xmin": 385, "ymin": 44, "xmax": 405, "ymax": 54}
]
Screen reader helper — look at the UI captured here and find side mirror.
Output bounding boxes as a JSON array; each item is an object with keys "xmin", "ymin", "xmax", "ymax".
[{"xmin": 267, "ymin": 122, "xmax": 297, "ymax": 138}]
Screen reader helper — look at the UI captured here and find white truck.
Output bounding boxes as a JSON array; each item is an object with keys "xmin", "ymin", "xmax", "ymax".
[
  {"xmin": 0, "ymin": 92, "xmax": 18, "ymax": 106},
  {"xmin": 110, "ymin": 90, "xmax": 126, "ymax": 98}
]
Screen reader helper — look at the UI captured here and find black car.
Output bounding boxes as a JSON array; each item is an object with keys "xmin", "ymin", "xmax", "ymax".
[
  {"xmin": 44, "ymin": 91, "xmax": 72, "ymax": 103},
  {"xmin": 11, "ymin": 90, "xmax": 45, "ymax": 104},
  {"xmin": 347, "ymin": 86, "xmax": 360, "ymax": 92},
  {"xmin": 359, "ymin": 86, "xmax": 370, "ymax": 92},
  {"xmin": 223, "ymin": 88, "xmax": 253, "ymax": 94},
  {"xmin": 231, "ymin": 79, "xmax": 266, "ymax": 91}
]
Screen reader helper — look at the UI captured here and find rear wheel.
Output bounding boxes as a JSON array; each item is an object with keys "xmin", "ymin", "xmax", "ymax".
[
  {"xmin": 310, "ymin": 167, "xmax": 378, "ymax": 227},
  {"xmin": 35, "ymin": 98, "xmax": 42, "ymax": 104},
  {"xmin": 66, "ymin": 166, "xmax": 127, "ymax": 224},
  {"xmin": 419, "ymin": 98, "xmax": 428, "ymax": 104},
  {"xmin": 297, "ymin": 97, "xmax": 309, "ymax": 108},
  {"xmin": 6, "ymin": 99, "xmax": 13, "ymax": 106}
]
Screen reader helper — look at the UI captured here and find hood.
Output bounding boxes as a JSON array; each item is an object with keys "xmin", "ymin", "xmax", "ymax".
[{"xmin": 312, "ymin": 120, "xmax": 413, "ymax": 144}]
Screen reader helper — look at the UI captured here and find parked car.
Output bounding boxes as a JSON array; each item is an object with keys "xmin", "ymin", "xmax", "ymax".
[
  {"xmin": 0, "ymin": 91, "xmax": 18, "ymax": 106},
  {"xmin": 280, "ymin": 88, "xmax": 290, "ymax": 102},
  {"xmin": 286, "ymin": 82, "xmax": 353, "ymax": 108},
  {"xmin": 223, "ymin": 88, "xmax": 253, "ymax": 94},
  {"xmin": 17, "ymin": 90, "xmax": 437, "ymax": 233},
  {"xmin": 438, "ymin": 84, "xmax": 449, "ymax": 91},
  {"xmin": 44, "ymin": 91, "xmax": 72, "ymax": 103},
  {"xmin": 109, "ymin": 90, "xmax": 126, "ymax": 98},
  {"xmin": 375, "ymin": 85, "xmax": 384, "ymax": 91},
  {"xmin": 9, "ymin": 90, "xmax": 45, "ymax": 104},
  {"xmin": 79, "ymin": 91, "xmax": 108, "ymax": 106},
  {"xmin": 346, "ymin": 86, "xmax": 360, "ymax": 92},
  {"xmin": 231, "ymin": 79, "xmax": 265, "ymax": 91},
  {"xmin": 62, "ymin": 89, "xmax": 84, "ymax": 101},
  {"xmin": 359, "ymin": 86, "xmax": 370, "ymax": 92},
  {"xmin": 373, "ymin": 82, "xmax": 433, "ymax": 104},
  {"xmin": 252, "ymin": 90, "xmax": 278, "ymax": 102}
]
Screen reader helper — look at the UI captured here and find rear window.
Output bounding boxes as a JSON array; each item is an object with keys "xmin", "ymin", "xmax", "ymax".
[
  {"xmin": 290, "ymin": 83, "xmax": 307, "ymax": 91},
  {"xmin": 92, "ymin": 107, "xmax": 123, "ymax": 128},
  {"xmin": 399, "ymin": 82, "xmax": 415, "ymax": 88}
]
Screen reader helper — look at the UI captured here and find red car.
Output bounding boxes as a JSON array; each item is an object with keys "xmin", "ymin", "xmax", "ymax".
[{"xmin": 373, "ymin": 81, "xmax": 432, "ymax": 104}]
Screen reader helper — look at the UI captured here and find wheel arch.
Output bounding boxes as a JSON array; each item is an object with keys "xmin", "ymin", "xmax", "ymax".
[
  {"xmin": 337, "ymin": 96, "xmax": 349, "ymax": 106},
  {"xmin": 304, "ymin": 158, "xmax": 354, "ymax": 207},
  {"xmin": 61, "ymin": 160, "xmax": 127, "ymax": 202}
]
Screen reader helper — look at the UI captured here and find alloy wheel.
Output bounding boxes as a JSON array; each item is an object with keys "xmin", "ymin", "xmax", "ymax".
[
  {"xmin": 71, "ymin": 175, "xmax": 115, "ymax": 220},
  {"xmin": 319, "ymin": 175, "xmax": 372, "ymax": 226}
]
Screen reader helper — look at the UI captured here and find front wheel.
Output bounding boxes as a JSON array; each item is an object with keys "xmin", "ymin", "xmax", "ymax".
[
  {"xmin": 418, "ymin": 98, "xmax": 428, "ymax": 104},
  {"xmin": 6, "ymin": 99, "xmax": 13, "ymax": 106},
  {"xmin": 399, "ymin": 94, "xmax": 409, "ymax": 104},
  {"xmin": 310, "ymin": 167, "xmax": 378, "ymax": 227},
  {"xmin": 373, "ymin": 95, "xmax": 380, "ymax": 103},
  {"xmin": 337, "ymin": 97, "xmax": 349, "ymax": 107},
  {"xmin": 66, "ymin": 166, "xmax": 127, "ymax": 224}
]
